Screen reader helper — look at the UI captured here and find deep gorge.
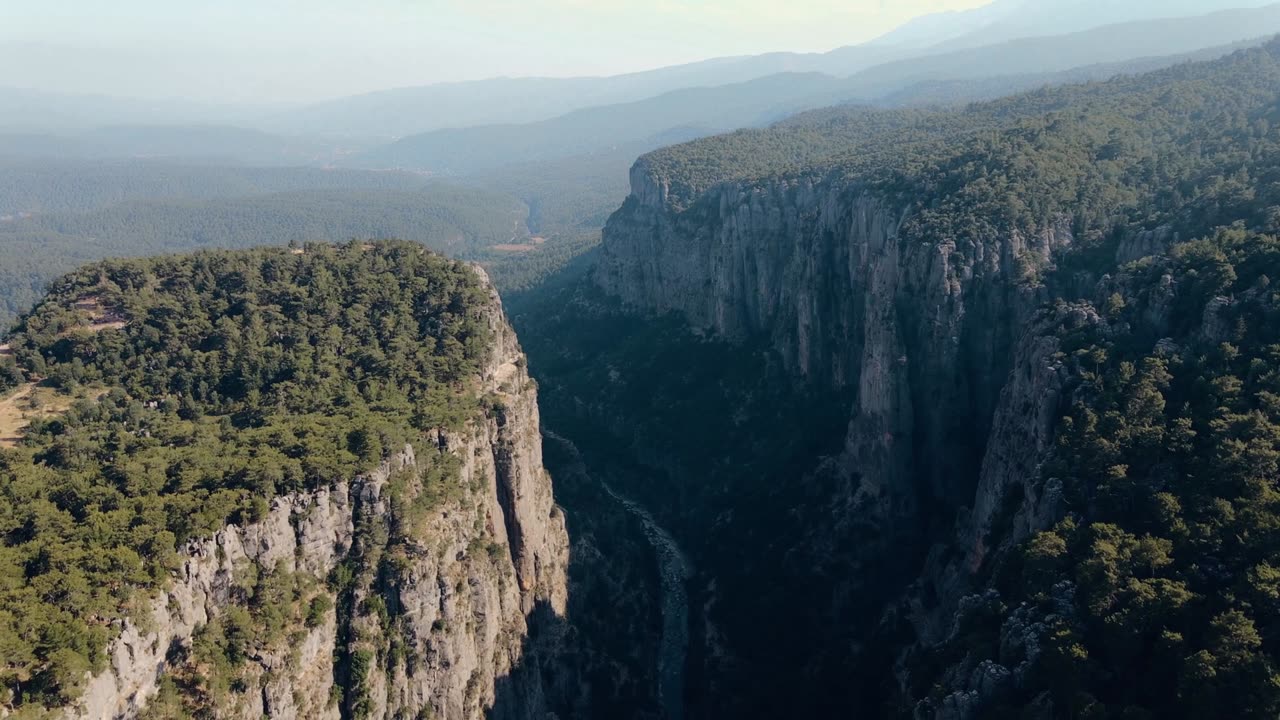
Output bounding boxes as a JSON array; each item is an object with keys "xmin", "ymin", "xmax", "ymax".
[
  {"xmin": 503, "ymin": 39, "xmax": 1280, "ymax": 719},
  {"xmin": 5, "ymin": 30, "xmax": 1280, "ymax": 720}
]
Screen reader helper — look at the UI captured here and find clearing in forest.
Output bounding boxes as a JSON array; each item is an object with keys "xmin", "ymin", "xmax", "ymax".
[
  {"xmin": 0, "ymin": 383, "xmax": 108, "ymax": 448},
  {"xmin": 69, "ymin": 296, "xmax": 127, "ymax": 334}
]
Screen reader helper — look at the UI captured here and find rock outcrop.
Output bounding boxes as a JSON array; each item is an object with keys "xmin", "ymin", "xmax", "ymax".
[{"xmin": 68, "ymin": 272, "xmax": 568, "ymax": 720}]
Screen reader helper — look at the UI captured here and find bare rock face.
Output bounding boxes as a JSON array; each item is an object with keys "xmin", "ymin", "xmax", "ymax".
[
  {"xmin": 66, "ymin": 271, "xmax": 568, "ymax": 720},
  {"xmin": 74, "ymin": 479, "xmax": 359, "ymax": 720},
  {"xmin": 909, "ymin": 303, "xmax": 1090, "ymax": 643},
  {"xmin": 341, "ymin": 277, "xmax": 569, "ymax": 720},
  {"xmin": 594, "ymin": 159, "xmax": 1082, "ymax": 713},
  {"xmin": 596, "ymin": 163, "xmax": 1072, "ymax": 531},
  {"xmin": 965, "ymin": 304, "xmax": 1095, "ymax": 560},
  {"xmin": 1115, "ymin": 225, "xmax": 1175, "ymax": 265}
]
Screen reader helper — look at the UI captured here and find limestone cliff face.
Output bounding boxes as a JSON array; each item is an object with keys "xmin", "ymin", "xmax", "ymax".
[
  {"xmin": 594, "ymin": 158, "xmax": 1087, "ymax": 716},
  {"xmin": 73, "ymin": 468, "xmax": 371, "ymax": 720},
  {"xmin": 596, "ymin": 160, "xmax": 1071, "ymax": 521},
  {"xmin": 68, "ymin": 273, "xmax": 568, "ymax": 720},
  {"xmin": 908, "ymin": 303, "xmax": 1088, "ymax": 646}
]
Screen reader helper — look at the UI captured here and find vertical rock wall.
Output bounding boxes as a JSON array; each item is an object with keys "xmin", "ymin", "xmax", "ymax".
[{"xmin": 68, "ymin": 274, "xmax": 568, "ymax": 720}]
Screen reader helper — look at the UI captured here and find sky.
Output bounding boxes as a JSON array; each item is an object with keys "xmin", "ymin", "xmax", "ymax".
[{"xmin": 0, "ymin": 0, "xmax": 993, "ymax": 105}]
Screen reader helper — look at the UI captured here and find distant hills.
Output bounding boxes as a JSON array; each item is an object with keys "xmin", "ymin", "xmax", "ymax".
[
  {"xmin": 3, "ymin": 1, "xmax": 1280, "ymax": 323},
  {"xmin": 832, "ymin": 5, "xmax": 1280, "ymax": 100},
  {"xmin": 256, "ymin": 47, "xmax": 914, "ymax": 140},
  {"xmin": 928, "ymin": 0, "xmax": 1280, "ymax": 50},
  {"xmin": 345, "ymin": 6, "xmax": 1280, "ymax": 175},
  {"xmin": 0, "ymin": 124, "xmax": 360, "ymax": 167},
  {"xmin": 349, "ymin": 73, "xmax": 841, "ymax": 174},
  {"xmin": 263, "ymin": 1, "xmax": 1280, "ymax": 140},
  {"xmin": 877, "ymin": 38, "xmax": 1265, "ymax": 107},
  {"xmin": 2, "ymin": 3, "xmax": 1277, "ymax": 152}
]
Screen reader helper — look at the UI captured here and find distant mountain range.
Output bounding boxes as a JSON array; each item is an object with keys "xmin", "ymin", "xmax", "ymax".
[
  {"xmin": 832, "ymin": 5, "xmax": 1280, "ymax": 100},
  {"xmin": 2, "ymin": 1, "xmax": 1279, "ymax": 191},
  {"xmin": 344, "ymin": 6, "xmax": 1280, "ymax": 175},
  {"xmin": 256, "ymin": 47, "xmax": 915, "ymax": 140},
  {"xmin": 7, "ymin": 1, "xmax": 1277, "ymax": 143},
  {"xmin": 262, "ymin": 0, "xmax": 1280, "ymax": 139},
  {"xmin": 923, "ymin": 0, "xmax": 1279, "ymax": 50},
  {"xmin": 348, "ymin": 73, "xmax": 840, "ymax": 173}
]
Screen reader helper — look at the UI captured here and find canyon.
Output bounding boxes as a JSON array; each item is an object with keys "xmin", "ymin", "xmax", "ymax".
[
  {"xmin": 5, "ymin": 30, "xmax": 1280, "ymax": 720},
  {"xmin": 513, "ymin": 41, "xmax": 1280, "ymax": 718},
  {"xmin": 581, "ymin": 154, "xmax": 1071, "ymax": 717}
]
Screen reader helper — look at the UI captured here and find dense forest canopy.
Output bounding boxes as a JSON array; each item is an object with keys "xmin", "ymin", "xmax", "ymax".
[
  {"xmin": 874, "ymin": 39, "xmax": 1280, "ymax": 719},
  {"xmin": 0, "ymin": 241, "xmax": 495, "ymax": 712},
  {"xmin": 0, "ymin": 156, "xmax": 613, "ymax": 330},
  {"xmin": 5, "ymin": 187, "xmax": 526, "ymax": 255},
  {"xmin": 0, "ymin": 159, "xmax": 444, "ymax": 215}
]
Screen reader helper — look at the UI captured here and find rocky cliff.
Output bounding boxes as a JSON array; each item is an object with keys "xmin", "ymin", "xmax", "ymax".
[
  {"xmin": 67, "ymin": 272, "xmax": 569, "ymax": 720},
  {"xmin": 533, "ymin": 40, "xmax": 1280, "ymax": 719},
  {"xmin": 590, "ymin": 154, "xmax": 1086, "ymax": 717},
  {"xmin": 597, "ymin": 160, "xmax": 1070, "ymax": 526}
]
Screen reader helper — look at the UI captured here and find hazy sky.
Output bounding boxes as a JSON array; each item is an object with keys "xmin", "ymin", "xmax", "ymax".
[{"xmin": 0, "ymin": 0, "xmax": 992, "ymax": 104}]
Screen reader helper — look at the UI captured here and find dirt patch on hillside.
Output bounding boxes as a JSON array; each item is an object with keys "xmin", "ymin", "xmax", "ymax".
[
  {"xmin": 1, "ymin": 384, "xmax": 64, "ymax": 447},
  {"xmin": 66, "ymin": 296, "xmax": 127, "ymax": 335},
  {"xmin": 0, "ymin": 383, "xmax": 106, "ymax": 448}
]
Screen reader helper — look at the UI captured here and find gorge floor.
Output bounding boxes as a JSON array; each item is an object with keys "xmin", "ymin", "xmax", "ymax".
[{"xmin": 546, "ymin": 430, "xmax": 693, "ymax": 720}]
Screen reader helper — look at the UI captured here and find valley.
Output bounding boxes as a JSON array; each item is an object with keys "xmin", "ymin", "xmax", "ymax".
[
  {"xmin": 605, "ymin": 483, "xmax": 690, "ymax": 720},
  {"xmin": 504, "ymin": 35, "xmax": 1280, "ymax": 718},
  {"xmin": 5, "ymin": 2, "xmax": 1280, "ymax": 718},
  {"xmin": 546, "ymin": 430, "xmax": 692, "ymax": 720}
]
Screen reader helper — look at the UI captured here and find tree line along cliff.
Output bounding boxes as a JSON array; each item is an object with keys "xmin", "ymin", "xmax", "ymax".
[{"xmin": 574, "ymin": 38, "xmax": 1280, "ymax": 718}]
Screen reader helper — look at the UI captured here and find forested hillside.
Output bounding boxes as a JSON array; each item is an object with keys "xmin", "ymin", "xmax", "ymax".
[
  {"xmin": 638, "ymin": 37, "xmax": 1280, "ymax": 224},
  {"xmin": 877, "ymin": 38, "xmax": 1261, "ymax": 108},
  {"xmin": 914, "ymin": 227, "xmax": 1280, "ymax": 718},
  {"xmin": 0, "ymin": 242, "xmax": 501, "ymax": 713},
  {"xmin": 0, "ymin": 159, "xmax": 439, "ymax": 214}
]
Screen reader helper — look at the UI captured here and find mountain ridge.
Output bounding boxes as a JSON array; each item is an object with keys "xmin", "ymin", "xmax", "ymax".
[{"xmin": 348, "ymin": 9, "xmax": 1280, "ymax": 175}]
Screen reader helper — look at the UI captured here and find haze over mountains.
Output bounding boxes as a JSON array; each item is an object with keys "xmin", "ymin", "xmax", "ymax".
[
  {"xmin": 254, "ymin": 0, "xmax": 1280, "ymax": 139},
  {"xmin": 918, "ymin": 0, "xmax": 1280, "ymax": 48},
  {"xmin": 351, "ymin": 5, "xmax": 1280, "ymax": 176},
  {"xmin": 5, "ymin": 0, "xmax": 1277, "ymax": 142},
  {"xmin": 2, "ymin": 0, "xmax": 1279, "ymax": 309}
]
